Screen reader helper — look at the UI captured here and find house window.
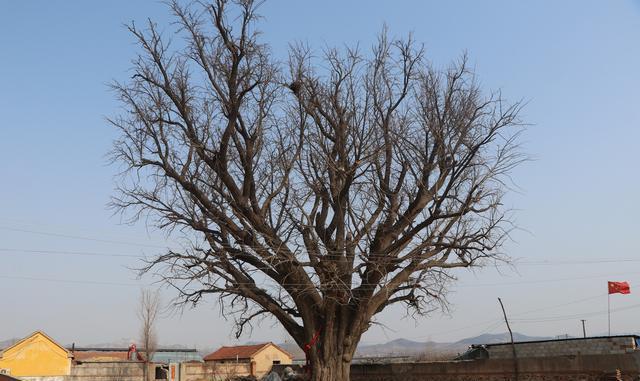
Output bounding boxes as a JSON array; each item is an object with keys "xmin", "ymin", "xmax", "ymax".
[{"xmin": 273, "ymin": 360, "xmax": 281, "ymax": 365}]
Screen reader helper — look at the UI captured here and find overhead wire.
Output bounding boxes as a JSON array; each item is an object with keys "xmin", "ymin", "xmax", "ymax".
[
  {"xmin": 0, "ymin": 226, "xmax": 169, "ymax": 249},
  {"xmin": 2, "ymin": 244, "xmax": 639, "ymax": 268},
  {"xmin": 0, "ymin": 264, "xmax": 634, "ymax": 341},
  {"xmin": 2, "ymin": 224, "xmax": 638, "ymax": 340},
  {"xmin": 511, "ymin": 303, "xmax": 640, "ymax": 324},
  {"xmin": 457, "ymin": 272, "xmax": 640, "ymax": 288},
  {"xmin": 2, "ymin": 223, "xmax": 638, "ymax": 266},
  {"xmin": 0, "ymin": 267, "xmax": 636, "ymax": 288},
  {"xmin": 396, "ymin": 292, "xmax": 611, "ymax": 342},
  {"xmin": 0, "ymin": 274, "xmax": 144, "ymax": 287},
  {"xmin": 0, "ymin": 248, "xmax": 144, "ymax": 258}
]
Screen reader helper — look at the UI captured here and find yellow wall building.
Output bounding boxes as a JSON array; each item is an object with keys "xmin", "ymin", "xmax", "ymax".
[
  {"xmin": 250, "ymin": 343, "xmax": 294, "ymax": 376},
  {"xmin": 203, "ymin": 342, "xmax": 293, "ymax": 378},
  {"xmin": 0, "ymin": 331, "xmax": 72, "ymax": 378}
]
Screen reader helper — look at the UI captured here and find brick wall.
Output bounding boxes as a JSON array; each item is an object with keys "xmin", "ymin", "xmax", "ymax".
[
  {"xmin": 180, "ymin": 362, "xmax": 205, "ymax": 381},
  {"xmin": 67, "ymin": 361, "xmax": 143, "ymax": 381},
  {"xmin": 180, "ymin": 362, "xmax": 217, "ymax": 381},
  {"xmin": 486, "ymin": 337, "xmax": 637, "ymax": 359},
  {"xmin": 272, "ymin": 352, "xmax": 640, "ymax": 381},
  {"xmin": 349, "ymin": 353, "xmax": 640, "ymax": 381},
  {"xmin": 180, "ymin": 361, "xmax": 254, "ymax": 381}
]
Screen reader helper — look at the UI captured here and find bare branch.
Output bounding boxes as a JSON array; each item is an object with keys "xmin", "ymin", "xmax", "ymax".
[{"xmin": 110, "ymin": 2, "xmax": 526, "ymax": 379}]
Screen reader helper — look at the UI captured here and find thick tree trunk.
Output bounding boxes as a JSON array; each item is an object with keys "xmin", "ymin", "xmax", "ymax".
[
  {"xmin": 305, "ymin": 321, "xmax": 357, "ymax": 381},
  {"xmin": 297, "ymin": 300, "xmax": 362, "ymax": 381},
  {"xmin": 309, "ymin": 356, "xmax": 351, "ymax": 381}
]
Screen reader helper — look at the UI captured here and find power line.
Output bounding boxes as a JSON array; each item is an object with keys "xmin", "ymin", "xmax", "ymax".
[
  {"xmin": 514, "ymin": 259, "xmax": 640, "ymax": 266},
  {"xmin": 1, "ymin": 226, "xmax": 639, "ymax": 268},
  {"xmin": 4, "ymin": 245, "xmax": 639, "ymax": 267},
  {"xmin": 0, "ymin": 225, "xmax": 637, "ymax": 311},
  {"xmin": 0, "ymin": 248, "xmax": 144, "ymax": 258},
  {"xmin": 511, "ymin": 303, "xmax": 640, "ymax": 323},
  {"xmin": 457, "ymin": 272, "xmax": 640, "ymax": 288},
  {"xmin": 0, "ymin": 273, "xmax": 628, "ymax": 341},
  {"xmin": 413, "ymin": 292, "xmax": 609, "ymax": 341},
  {"xmin": 0, "ymin": 226, "xmax": 168, "ymax": 249},
  {"xmin": 509, "ymin": 293, "xmax": 607, "ymax": 317},
  {"xmin": 0, "ymin": 268, "xmax": 632, "ymax": 288},
  {"xmin": 3, "ymin": 223, "xmax": 636, "ymax": 340},
  {"xmin": 2, "ymin": 223, "xmax": 638, "ymax": 266},
  {"xmin": 0, "ymin": 274, "xmax": 145, "ymax": 287}
]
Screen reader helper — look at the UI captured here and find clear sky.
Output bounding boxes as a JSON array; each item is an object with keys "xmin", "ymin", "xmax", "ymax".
[{"xmin": 1, "ymin": 0, "xmax": 640, "ymax": 350}]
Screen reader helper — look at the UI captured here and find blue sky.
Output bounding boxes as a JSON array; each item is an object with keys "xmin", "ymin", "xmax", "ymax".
[{"xmin": 1, "ymin": 0, "xmax": 639, "ymax": 349}]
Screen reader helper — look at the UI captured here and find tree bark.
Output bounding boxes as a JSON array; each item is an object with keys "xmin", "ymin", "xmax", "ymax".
[
  {"xmin": 305, "ymin": 317, "xmax": 358, "ymax": 381},
  {"xmin": 309, "ymin": 354, "xmax": 351, "ymax": 381},
  {"xmin": 311, "ymin": 361, "xmax": 350, "ymax": 381}
]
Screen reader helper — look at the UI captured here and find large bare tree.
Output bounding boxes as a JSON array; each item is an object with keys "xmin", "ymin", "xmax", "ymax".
[{"xmin": 110, "ymin": 1, "xmax": 524, "ymax": 380}]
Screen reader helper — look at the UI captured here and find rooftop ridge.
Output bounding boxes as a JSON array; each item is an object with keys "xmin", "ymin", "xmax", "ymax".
[{"xmin": 471, "ymin": 334, "xmax": 640, "ymax": 348}]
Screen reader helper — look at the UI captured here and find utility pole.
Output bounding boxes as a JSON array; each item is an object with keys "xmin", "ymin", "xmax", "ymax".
[
  {"xmin": 581, "ymin": 320, "xmax": 586, "ymax": 338},
  {"xmin": 498, "ymin": 298, "xmax": 518, "ymax": 381}
]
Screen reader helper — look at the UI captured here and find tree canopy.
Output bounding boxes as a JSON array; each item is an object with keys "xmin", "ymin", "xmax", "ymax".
[{"xmin": 110, "ymin": 1, "xmax": 524, "ymax": 379}]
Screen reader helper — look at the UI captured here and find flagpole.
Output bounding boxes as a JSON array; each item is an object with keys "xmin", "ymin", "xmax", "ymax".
[{"xmin": 608, "ymin": 292, "xmax": 611, "ymax": 336}]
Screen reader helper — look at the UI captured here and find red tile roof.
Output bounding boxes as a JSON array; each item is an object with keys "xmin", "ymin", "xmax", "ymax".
[{"xmin": 204, "ymin": 343, "xmax": 280, "ymax": 361}]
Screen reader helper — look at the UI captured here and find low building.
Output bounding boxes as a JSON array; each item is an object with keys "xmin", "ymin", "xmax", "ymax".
[
  {"xmin": 0, "ymin": 331, "xmax": 145, "ymax": 381},
  {"xmin": 0, "ymin": 331, "xmax": 72, "ymax": 380},
  {"xmin": 0, "ymin": 331, "xmax": 199, "ymax": 381},
  {"xmin": 462, "ymin": 335, "xmax": 640, "ymax": 359},
  {"xmin": 71, "ymin": 346, "xmax": 199, "ymax": 381},
  {"xmin": 203, "ymin": 343, "xmax": 293, "ymax": 378},
  {"xmin": 70, "ymin": 346, "xmax": 200, "ymax": 363}
]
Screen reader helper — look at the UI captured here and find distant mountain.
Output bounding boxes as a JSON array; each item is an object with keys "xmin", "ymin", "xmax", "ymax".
[
  {"xmin": 454, "ymin": 332, "xmax": 552, "ymax": 346},
  {"xmin": 0, "ymin": 338, "xmax": 19, "ymax": 350},
  {"xmin": 282, "ymin": 332, "xmax": 556, "ymax": 360},
  {"xmin": 356, "ymin": 338, "xmax": 445, "ymax": 357}
]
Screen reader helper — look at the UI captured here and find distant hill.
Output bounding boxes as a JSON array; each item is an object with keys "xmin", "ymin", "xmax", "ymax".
[
  {"xmin": 0, "ymin": 338, "xmax": 19, "ymax": 350},
  {"xmin": 454, "ymin": 332, "xmax": 552, "ymax": 346},
  {"xmin": 280, "ymin": 332, "xmax": 554, "ymax": 360}
]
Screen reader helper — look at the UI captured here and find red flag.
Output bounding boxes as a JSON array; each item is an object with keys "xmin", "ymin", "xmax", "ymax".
[{"xmin": 608, "ymin": 281, "xmax": 630, "ymax": 295}]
